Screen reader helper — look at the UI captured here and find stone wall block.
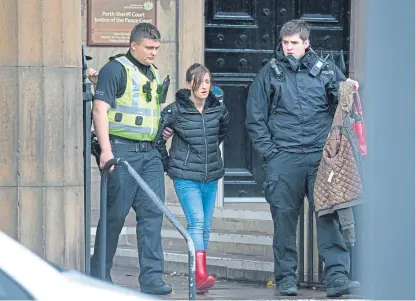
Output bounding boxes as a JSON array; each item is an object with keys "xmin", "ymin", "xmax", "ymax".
[
  {"xmin": 63, "ymin": 68, "xmax": 83, "ymax": 186},
  {"xmin": 0, "ymin": 188, "xmax": 18, "ymax": 238},
  {"xmin": 0, "ymin": 1, "xmax": 18, "ymax": 65},
  {"xmin": 178, "ymin": 0, "xmax": 204, "ymax": 87},
  {"xmin": 64, "ymin": 186, "xmax": 84, "ymax": 270},
  {"xmin": 157, "ymin": 0, "xmax": 177, "ymax": 42},
  {"xmin": 17, "ymin": 0, "xmax": 43, "ymax": 66},
  {"xmin": 19, "ymin": 187, "xmax": 45, "ymax": 257},
  {"xmin": 43, "ymin": 68, "xmax": 65, "ymax": 185},
  {"xmin": 18, "ymin": 67, "xmax": 45, "ymax": 186},
  {"xmin": 45, "ymin": 187, "xmax": 65, "ymax": 266},
  {"xmin": 42, "ymin": 0, "xmax": 64, "ymax": 67},
  {"xmin": 154, "ymin": 42, "xmax": 177, "ymax": 87},
  {"xmin": 0, "ymin": 67, "xmax": 18, "ymax": 186},
  {"xmin": 62, "ymin": 0, "xmax": 82, "ymax": 67}
]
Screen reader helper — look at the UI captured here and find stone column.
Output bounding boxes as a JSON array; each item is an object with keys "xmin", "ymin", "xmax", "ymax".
[
  {"xmin": 178, "ymin": 0, "xmax": 205, "ymax": 88},
  {"xmin": 0, "ymin": 0, "xmax": 84, "ymax": 270}
]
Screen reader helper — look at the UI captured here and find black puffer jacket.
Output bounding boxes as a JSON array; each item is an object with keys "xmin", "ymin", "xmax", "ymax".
[
  {"xmin": 245, "ymin": 45, "xmax": 346, "ymax": 161},
  {"xmin": 157, "ymin": 89, "xmax": 230, "ymax": 182}
]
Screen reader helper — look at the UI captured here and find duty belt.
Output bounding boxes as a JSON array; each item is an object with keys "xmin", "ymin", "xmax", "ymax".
[{"xmin": 110, "ymin": 135, "xmax": 154, "ymax": 152}]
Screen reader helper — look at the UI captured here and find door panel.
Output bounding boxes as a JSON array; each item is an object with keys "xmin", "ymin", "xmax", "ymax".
[
  {"xmin": 205, "ymin": 0, "xmax": 278, "ymax": 198},
  {"xmin": 213, "ymin": 76, "xmax": 265, "ymax": 198},
  {"xmin": 297, "ymin": 0, "xmax": 351, "ymax": 71}
]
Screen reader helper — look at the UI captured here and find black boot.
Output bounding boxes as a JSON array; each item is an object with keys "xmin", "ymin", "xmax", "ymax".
[
  {"xmin": 327, "ymin": 277, "xmax": 360, "ymax": 297},
  {"xmin": 278, "ymin": 279, "xmax": 298, "ymax": 296},
  {"xmin": 89, "ymin": 266, "xmax": 113, "ymax": 283},
  {"xmin": 140, "ymin": 279, "xmax": 172, "ymax": 295}
]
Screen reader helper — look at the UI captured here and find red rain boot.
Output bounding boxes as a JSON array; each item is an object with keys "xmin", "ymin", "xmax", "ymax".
[{"xmin": 195, "ymin": 250, "xmax": 216, "ymax": 293}]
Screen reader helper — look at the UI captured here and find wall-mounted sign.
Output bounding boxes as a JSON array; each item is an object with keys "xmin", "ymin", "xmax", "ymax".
[{"xmin": 87, "ymin": 0, "xmax": 157, "ymax": 47}]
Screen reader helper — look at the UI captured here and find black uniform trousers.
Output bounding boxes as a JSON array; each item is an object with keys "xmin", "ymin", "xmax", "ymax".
[
  {"xmin": 90, "ymin": 137, "xmax": 165, "ymax": 286},
  {"xmin": 265, "ymin": 149, "xmax": 350, "ymax": 286}
]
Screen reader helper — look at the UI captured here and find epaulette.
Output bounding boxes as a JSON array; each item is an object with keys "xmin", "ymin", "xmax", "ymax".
[{"xmin": 109, "ymin": 54, "xmax": 125, "ymax": 61}]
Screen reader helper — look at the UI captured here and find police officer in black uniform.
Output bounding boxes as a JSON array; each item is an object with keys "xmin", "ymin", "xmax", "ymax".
[
  {"xmin": 90, "ymin": 23, "xmax": 172, "ymax": 295},
  {"xmin": 246, "ymin": 19, "xmax": 360, "ymax": 297}
]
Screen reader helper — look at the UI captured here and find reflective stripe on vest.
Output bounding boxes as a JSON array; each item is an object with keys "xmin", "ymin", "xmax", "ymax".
[
  {"xmin": 109, "ymin": 122, "xmax": 152, "ymax": 135},
  {"xmin": 107, "ymin": 56, "xmax": 161, "ymax": 141}
]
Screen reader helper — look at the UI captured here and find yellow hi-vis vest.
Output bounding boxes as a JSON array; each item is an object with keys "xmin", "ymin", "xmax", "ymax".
[{"xmin": 107, "ymin": 56, "xmax": 161, "ymax": 141}]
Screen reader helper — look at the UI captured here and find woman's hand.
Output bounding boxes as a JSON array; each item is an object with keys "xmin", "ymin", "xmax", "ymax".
[
  {"xmin": 162, "ymin": 127, "xmax": 174, "ymax": 140},
  {"xmin": 87, "ymin": 68, "xmax": 99, "ymax": 85}
]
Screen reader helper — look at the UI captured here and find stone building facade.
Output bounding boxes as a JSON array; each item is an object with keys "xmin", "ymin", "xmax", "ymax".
[{"xmin": 1, "ymin": 0, "xmax": 366, "ymax": 280}]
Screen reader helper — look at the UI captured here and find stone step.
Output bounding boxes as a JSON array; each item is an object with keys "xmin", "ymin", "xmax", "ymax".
[
  {"xmin": 89, "ymin": 202, "xmax": 322, "ymax": 283},
  {"xmin": 163, "ymin": 228, "xmax": 273, "ymax": 258},
  {"xmin": 97, "ymin": 245, "xmax": 275, "ymax": 283},
  {"xmin": 91, "ymin": 226, "xmax": 274, "ymax": 258},
  {"xmin": 90, "ymin": 204, "xmax": 274, "ymax": 235},
  {"xmin": 162, "ymin": 215, "xmax": 274, "ymax": 235}
]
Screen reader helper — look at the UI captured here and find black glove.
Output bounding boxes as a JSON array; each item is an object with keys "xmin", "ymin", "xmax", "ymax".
[{"xmin": 91, "ymin": 131, "xmax": 101, "ymax": 168}]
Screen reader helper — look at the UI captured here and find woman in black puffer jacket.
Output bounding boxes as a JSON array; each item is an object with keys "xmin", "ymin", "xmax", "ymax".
[{"xmin": 157, "ymin": 63, "xmax": 229, "ymax": 293}]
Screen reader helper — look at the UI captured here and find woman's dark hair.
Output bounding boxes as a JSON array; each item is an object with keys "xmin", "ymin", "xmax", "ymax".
[{"xmin": 185, "ymin": 63, "xmax": 211, "ymax": 92}]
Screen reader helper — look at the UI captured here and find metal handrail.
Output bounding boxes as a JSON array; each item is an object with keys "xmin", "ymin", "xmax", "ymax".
[{"xmin": 99, "ymin": 158, "xmax": 196, "ymax": 300}]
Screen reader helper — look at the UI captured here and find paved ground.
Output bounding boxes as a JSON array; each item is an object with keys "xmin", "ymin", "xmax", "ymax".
[{"xmin": 112, "ymin": 267, "xmax": 361, "ymax": 300}]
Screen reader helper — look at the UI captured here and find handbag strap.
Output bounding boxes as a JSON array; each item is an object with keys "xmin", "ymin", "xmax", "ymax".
[{"xmin": 352, "ymin": 85, "xmax": 363, "ymax": 115}]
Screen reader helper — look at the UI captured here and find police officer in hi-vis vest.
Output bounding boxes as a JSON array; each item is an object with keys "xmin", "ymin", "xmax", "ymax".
[{"xmin": 90, "ymin": 23, "xmax": 172, "ymax": 295}]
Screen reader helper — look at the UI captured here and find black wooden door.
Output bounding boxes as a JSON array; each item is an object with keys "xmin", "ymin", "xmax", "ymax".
[{"xmin": 205, "ymin": 0, "xmax": 351, "ymax": 199}]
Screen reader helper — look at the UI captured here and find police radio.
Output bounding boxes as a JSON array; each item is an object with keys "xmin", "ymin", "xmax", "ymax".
[
  {"xmin": 309, "ymin": 53, "xmax": 330, "ymax": 77},
  {"xmin": 157, "ymin": 75, "xmax": 170, "ymax": 104},
  {"xmin": 270, "ymin": 58, "xmax": 284, "ymax": 81}
]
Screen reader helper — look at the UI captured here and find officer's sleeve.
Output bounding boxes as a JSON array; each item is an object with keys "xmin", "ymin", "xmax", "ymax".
[
  {"xmin": 155, "ymin": 106, "xmax": 175, "ymax": 172},
  {"xmin": 156, "ymin": 139, "xmax": 169, "ymax": 172},
  {"xmin": 93, "ymin": 60, "xmax": 126, "ymax": 108},
  {"xmin": 245, "ymin": 66, "xmax": 278, "ymax": 162},
  {"xmin": 335, "ymin": 65, "xmax": 347, "ymax": 82},
  {"xmin": 218, "ymin": 104, "xmax": 230, "ymax": 144}
]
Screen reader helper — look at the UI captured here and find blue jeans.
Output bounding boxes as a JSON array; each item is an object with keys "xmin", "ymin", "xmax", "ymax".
[{"xmin": 173, "ymin": 179, "xmax": 218, "ymax": 250}]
